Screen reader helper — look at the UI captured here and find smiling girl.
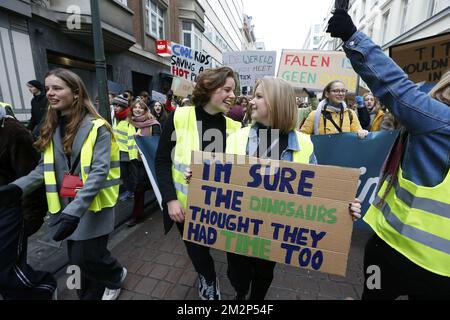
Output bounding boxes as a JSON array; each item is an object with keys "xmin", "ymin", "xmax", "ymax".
[
  {"xmin": 301, "ymin": 80, "xmax": 368, "ymax": 138},
  {"xmin": 155, "ymin": 67, "xmax": 241, "ymax": 300},
  {"xmin": 126, "ymin": 99, "xmax": 160, "ymax": 227},
  {"xmin": 225, "ymin": 77, "xmax": 362, "ymax": 300}
]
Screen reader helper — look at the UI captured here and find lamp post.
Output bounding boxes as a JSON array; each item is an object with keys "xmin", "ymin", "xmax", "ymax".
[{"xmin": 90, "ymin": 0, "xmax": 110, "ymax": 124}]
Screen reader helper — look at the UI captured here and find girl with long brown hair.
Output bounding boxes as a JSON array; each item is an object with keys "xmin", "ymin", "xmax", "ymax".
[
  {"xmin": 155, "ymin": 67, "xmax": 242, "ymax": 300},
  {"xmin": 1, "ymin": 68, "xmax": 126, "ymax": 300},
  {"xmin": 125, "ymin": 99, "xmax": 160, "ymax": 227}
]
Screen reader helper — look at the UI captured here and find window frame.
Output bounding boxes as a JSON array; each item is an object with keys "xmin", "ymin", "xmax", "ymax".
[
  {"xmin": 145, "ymin": 0, "xmax": 165, "ymax": 39},
  {"xmin": 400, "ymin": 0, "xmax": 410, "ymax": 33},
  {"xmin": 182, "ymin": 21, "xmax": 202, "ymax": 51},
  {"xmin": 382, "ymin": 9, "xmax": 390, "ymax": 44}
]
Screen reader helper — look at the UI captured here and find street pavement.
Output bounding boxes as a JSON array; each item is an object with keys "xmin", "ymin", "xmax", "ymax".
[{"xmin": 54, "ymin": 206, "xmax": 374, "ymax": 300}]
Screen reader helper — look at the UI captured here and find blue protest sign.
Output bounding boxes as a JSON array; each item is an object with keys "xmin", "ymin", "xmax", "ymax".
[
  {"xmin": 311, "ymin": 131, "xmax": 400, "ymax": 227},
  {"xmin": 134, "ymin": 135, "xmax": 162, "ymax": 209}
]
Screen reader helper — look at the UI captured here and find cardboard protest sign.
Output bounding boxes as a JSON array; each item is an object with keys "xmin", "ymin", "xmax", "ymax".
[
  {"xmin": 151, "ymin": 90, "xmax": 166, "ymax": 104},
  {"xmin": 277, "ymin": 50, "xmax": 358, "ymax": 93},
  {"xmin": 183, "ymin": 151, "xmax": 360, "ymax": 276},
  {"xmin": 171, "ymin": 42, "xmax": 212, "ymax": 82},
  {"xmin": 171, "ymin": 76, "xmax": 194, "ymax": 98},
  {"xmin": 389, "ymin": 32, "xmax": 450, "ymax": 83},
  {"xmin": 223, "ymin": 51, "xmax": 277, "ymax": 89}
]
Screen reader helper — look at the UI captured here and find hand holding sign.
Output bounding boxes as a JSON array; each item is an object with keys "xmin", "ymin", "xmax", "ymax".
[
  {"xmin": 349, "ymin": 198, "xmax": 362, "ymax": 222},
  {"xmin": 184, "ymin": 167, "xmax": 192, "ymax": 184}
]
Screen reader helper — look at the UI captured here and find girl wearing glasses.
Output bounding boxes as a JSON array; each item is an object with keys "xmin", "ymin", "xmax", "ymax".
[{"xmin": 300, "ymin": 80, "xmax": 368, "ymax": 138}]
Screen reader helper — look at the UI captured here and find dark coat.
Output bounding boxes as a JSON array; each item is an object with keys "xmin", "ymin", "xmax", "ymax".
[
  {"xmin": 0, "ymin": 117, "xmax": 47, "ymax": 235},
  {"xmin": 27, "ymin": 94, "xmax": 48, "ymax": 137}
]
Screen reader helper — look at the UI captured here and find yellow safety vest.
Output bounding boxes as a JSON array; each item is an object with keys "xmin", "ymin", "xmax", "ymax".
[
  {"xmin": 172, "ymin": 106, "xmax": 241, "ymax": 208},
  {"xmin": 127, "ymin": 124, "xmax": 138, "ymax": 160},
  {"xmin": 113, "ymin": 119, "xmax": 132, "ymax": 153},
  {"xmin": 43, "ymin": 118, "xmax": 121, "ymax": 213},
  {"xmin": 226, "ymin": 126, "xmax": 314, "ymax": 164},
  {"xmin": 364, "ymin": 167, "xmax": 450, "ymax": 277}
]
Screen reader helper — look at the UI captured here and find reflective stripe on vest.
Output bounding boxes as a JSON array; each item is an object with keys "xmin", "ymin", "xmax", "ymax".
[
  {"xmin": 363, "ymin": 167, "xmax": 450, "ymax": 277},
  {"xmin": 127, "ymin": 125, "xmax": 138, "ymax": 160},
  {"xmin": 43, "ymin": 142, "xmax": 61, "ymax": 213},
  {"xmin": 172, "ymin": 106, "xmax": 241, "ymax": 208},
  {"xmin": 113, "ymin": 119, "xmax": 130, "ymax": 152},
  {"xmin": 225, "ymin": 126, "xmax": 314, "ymax": 164},
  {"xmin": 43, "ymin": 119, "xmax": 120, "ymax": 213}
]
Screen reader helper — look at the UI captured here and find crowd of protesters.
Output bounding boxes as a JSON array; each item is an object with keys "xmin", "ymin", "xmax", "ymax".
[{"xmin": 0, "ymin": 8, "xmax": 448, "ymax": 302}]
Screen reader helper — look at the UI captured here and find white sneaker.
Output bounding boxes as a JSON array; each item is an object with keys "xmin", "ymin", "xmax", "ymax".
[
  {"xmin": 102, "ymin": 267, "xmax": 127, "ymax": 300},
  {"xmin": 198, "ymin": 274, "xmax": 221, "ymax": 300},
  {"xmin": 52, "ymin": 288, "xmax": 58, "ymax": 300}
]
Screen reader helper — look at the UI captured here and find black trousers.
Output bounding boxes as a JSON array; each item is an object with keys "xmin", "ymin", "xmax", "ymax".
[
  {"xmin": 227, "ymin": 252, "xmax": 276, "ymax": 300},
  {"xmin": 67, "ymin": 235, "xmax": 123, "ymax": 300},
  {"xmin": 119, "ymin": 157, "xmax": 133, "ymax": 194},
  {"xmin": 176, "ymin": 222, "xmax": 216, "ymax": 282},
  {"xmin": 0, "ymin": 205, "xmax": 56, "ymax": 300},
  {"xmin": 362, "ymin": 234, "xmax": 450, "ymax": 300}
]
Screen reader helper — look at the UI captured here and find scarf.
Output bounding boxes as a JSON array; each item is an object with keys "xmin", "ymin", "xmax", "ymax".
[
  {"xmin": 313, "ymin": 99, "xmax": 348, "ymax": 135},
  {"xmin": 130, "ymin": 115, "xmax": 160, "ymax": 136},
  {"xmin": 114, "ymin": 108, "xmax": 130, "ymax": 121}
]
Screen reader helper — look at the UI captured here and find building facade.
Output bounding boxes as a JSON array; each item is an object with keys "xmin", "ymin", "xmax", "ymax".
[
  {"xmin": 0, "ymin": 0, "xmax": 262, "ymax": 120},
  {"xmin": 302, "ymin": 23, "xmax": 324, "ymax": 50},
  {"xmin": 318, "ymin": 0, "xmax": 450, "ymax": 52},
  {"xmin": 0, "ymin": 0, "xmax": 177, "ymax": 120},
  {"xmin": 197, "ymin": 0, "xmax": 258, "ymax": 67}
]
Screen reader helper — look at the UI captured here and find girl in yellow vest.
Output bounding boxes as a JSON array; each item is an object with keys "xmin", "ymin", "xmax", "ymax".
[
  {"xmin": 301, "ymin": 80, "xmax": 368, "ymax": 138},
  {"xmin": 112, "ymin": 94, "xmax": 135, "ymax": 201},
  {"xmin": 126, "ymin": 99, "xmax": 160, "ymax": 227},
  {"xmin": 327, "ymin": 9, "xmax": 450, "ymax": 299},
  {"xmin": 155, "ymin": 67, "xmax": 241, "ymax": 300},
  {"xmin": 363, "ymin": 93, "xmax": 385, "ymax": 132},
  {"xmin": 0, "ymin": 68, "xmax": 126, "ymax": 300},
  {"xmin": 224, "ymin": 77, "xmax": 362, "ymax": 300}
]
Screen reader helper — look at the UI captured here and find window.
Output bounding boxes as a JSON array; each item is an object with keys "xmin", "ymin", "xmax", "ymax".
[
  {"xmin": 314, "ymin": 24, "xmax": 321, "ymax": 33},
  {"xmin": 428, "ymin": 0, "xmax": 436, "ymax": 17},
  {"xmin": 116, "ymin": 0, "xmax": 127, "ymax": 6},
  {"xmin": 368, "ymin": 24, "xmax": 374, "ymax": 38},
  {"xmin": 361, "ymin": 0, "xmax": 367, "ymax": 19},
  {"xmin": 145, "ymin": 0, "xmax": 164, "ymax": 39},
  {"xmin": 400, "ymin": 0, "xmax": 410, "ymax": 33},
  {"xmin": 382, "ymin": 10, "xmax": 390, "ymax": 44},
  {"xmin": 182, "ymin": 22, "xmax": 202, "ymax": 51}
]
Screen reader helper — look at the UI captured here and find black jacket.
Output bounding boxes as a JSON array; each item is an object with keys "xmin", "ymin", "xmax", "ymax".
[
  {"xmin": 27, "ymin": 94, "xmax": 48, "ymax": 135},
  {"xmin": 0, "ymin": 117, "xmax": 47, "ymax": 235}
]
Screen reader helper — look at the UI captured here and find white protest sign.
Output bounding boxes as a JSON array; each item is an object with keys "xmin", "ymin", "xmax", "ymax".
[
  {"xmin": 171, "ymin": 42, "xmax": 212, "ymax": 82},
  {"xmin": 223, "ymin": 51, "xmax": 277, "ymax": 88}
]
